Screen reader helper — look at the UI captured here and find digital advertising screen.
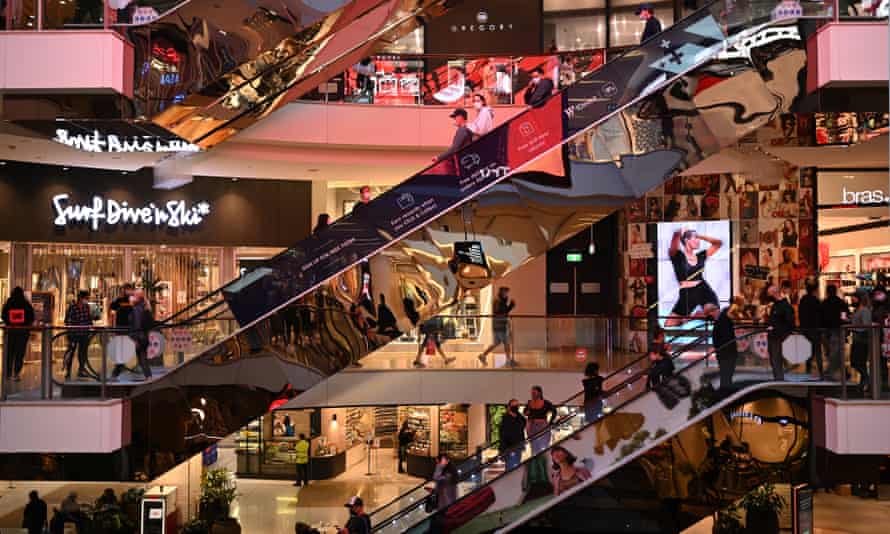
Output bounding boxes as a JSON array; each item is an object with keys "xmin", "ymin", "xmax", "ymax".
[{"xmin": 656, "ymin": 220, "xmax": 732, "ymax": 327}]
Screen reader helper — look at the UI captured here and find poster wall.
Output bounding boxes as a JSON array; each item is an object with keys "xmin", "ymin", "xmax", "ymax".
[{"xmin": 656, "ymin": 221, "xmax": 732, "ymax": 325}]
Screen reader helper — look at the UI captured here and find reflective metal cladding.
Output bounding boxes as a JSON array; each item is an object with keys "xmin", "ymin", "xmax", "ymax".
[{"xmin": 131, "ymin": 0, "xmax": 454, "ymax": 148}]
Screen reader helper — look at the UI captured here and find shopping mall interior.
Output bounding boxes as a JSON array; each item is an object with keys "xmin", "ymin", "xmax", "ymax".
[{"xmin": 0, "ymin": 0, "xmax": 888, "ymax": 532}]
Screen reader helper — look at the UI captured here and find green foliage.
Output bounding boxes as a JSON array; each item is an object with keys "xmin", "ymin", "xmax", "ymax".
[
  {"xmin": 740, "ymin": 483, "xmax": 786, "ymax": 515},
  {"xmin": 200, "ymin": 468, "xmax": 239, "ymax": 508},
  {"xmin": 713, "ymin": 504, "xmax": 744, "ymax": 534},
  {"xmin": 689, "ymin": 380, "xmax": 720, "ymax": 419},
  {"xmin": 120, "ymin": 488, "xmax": 145, "ymax": 506}
]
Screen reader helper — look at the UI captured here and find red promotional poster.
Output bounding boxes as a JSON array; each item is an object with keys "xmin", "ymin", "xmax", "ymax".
[{"xmin": 505, "ymin": 95, "xmax": 563, "ymax": 168}]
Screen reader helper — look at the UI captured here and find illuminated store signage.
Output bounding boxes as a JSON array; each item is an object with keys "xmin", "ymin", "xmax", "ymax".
[
  {"xmin": 52, "ymin": 129, "xmax": 201, "ymax": 153},
  {"xmin": 52, "ymin": 194, "xmax": 211, "ymax": 230},
  {"xmin": 841, "ymin": 186, "xmax": 888, "ymax": 205}
]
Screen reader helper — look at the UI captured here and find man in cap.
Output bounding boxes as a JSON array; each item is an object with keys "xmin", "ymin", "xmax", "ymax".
[
  {"xmin": 636, "ymin": 3, "xmax": 663, "ymax": 43},
  {"xmin": 340, "ymin": 496, "xmax": 370, "ymax": 534},
  {"xmin": 434, "ymin": 108, "xmax": 474, "ymax": 162}
]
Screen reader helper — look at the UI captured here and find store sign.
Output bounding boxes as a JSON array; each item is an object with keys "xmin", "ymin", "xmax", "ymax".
[
  {"xmin": 841, "ymin": 186, "xmax": 888, "ymax": 205},
  {"xmin": 450, "ymin": 10, "xmax": 514, "ymax": 33},
  {"xmin": 52, "ymin": 193, "xmax": 211, "ymax": 230},
  {"xmin": 817, "ymin": 171, "xmax": 889, "ymax": 206},
  {"xmin": 52, "ymin": 128, "xmax": 201, "ymax": 153}
]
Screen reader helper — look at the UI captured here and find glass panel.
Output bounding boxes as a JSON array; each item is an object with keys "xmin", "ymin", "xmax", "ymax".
[
  {"xmin": 609, "ymin": 5, "xmax": 674, "ymax": 48},
  {"xmin": 132, "ymin": 246, "xmax": 221, "ymax": 320},
  {"xmin": 43, "ymin": 0, "xmax": 104, "ymax": 29},
  {"xmin": 545, "ymin": 14, "xmax": 606, "ymax": 51}
]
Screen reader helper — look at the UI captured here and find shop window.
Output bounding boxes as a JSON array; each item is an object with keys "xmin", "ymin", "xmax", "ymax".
[
  {"xmin": 133, "ymin": 246, "xmax": 221, "ymax": 320},
  {"xmin": 609, "ymin": 3, "xmax": 673, "ymax": 48},
  {"xmin": 380, "ymin": 27, "xmax": 424, "ymax": 54},
  {"xmin": 545, "ymin": 13, "xmax": 606, "ymax": 51}
]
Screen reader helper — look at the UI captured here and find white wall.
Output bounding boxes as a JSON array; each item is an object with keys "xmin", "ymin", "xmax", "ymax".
[
  {"xmin": 822, "ymin": 399, "xmax": 890, "ymax": 454},
  {"xmin": 0, "ymin": 400, "xmax": 127, "ymax": 453}
]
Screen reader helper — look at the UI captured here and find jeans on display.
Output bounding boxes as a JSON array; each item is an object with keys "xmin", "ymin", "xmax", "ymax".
[
  {"xmin": 528, "ymin": 420, "xmax": 551, "ymax": 455},
  {"xmin": 826, "ymin": 329, "xmax": 844, "ymax": 377}
]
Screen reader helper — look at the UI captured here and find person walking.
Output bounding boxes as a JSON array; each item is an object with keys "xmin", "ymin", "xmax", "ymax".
[
  {"xmin": 799, "ymin": 281, "xmax": 825, "ymax": 379},
  {"xmin": 22, "ymin": 490, "xmax": 47, "ymax": 534},
  {"xmin": 63, "ymin": 290, "xmax": 93, "ymax": 380},
  {"xmin": 850, "ymin": 289, "xmax": 873, "ymax": 394},
  {"xmin": 871, "ymin": 286, "xmax": 889, "ymax": 390},
  {"xmin": 498, "ymin": 399, "xmax": 526, "ymax": 471},
  {"xmin": 767, "ymin": 285, "xmax": 794, "ymax": 381},
  {"xmin": 706, "ymin": 303, "xmax": 738, "ymax": 391},
  {"xmin": 478, "ymin": 287, "xmax": 516, "ymax": 367},
  {"xmin": 435, "ymin": 108, "xmax": 474, "ymax": 162},
  {"xmin": 128, "ymin": 290, "xmax": 154, "ymax": 380},
  {"xmin": 524, "ymin": 386, "xmax": 557, "ymax": 454},
  {"xmin": 582, "ymin": 362, "xmax": 604, "ymax": 422},
  {"xmin": 109, "ymin": 283, "xmax": 134, "ymax": 379},
  {"xmin": 467, "ymin": 93, "xmax": 494, "ymax": 138},
  {"xmin": 822, "ymin": 284, "xmax": 849, "ymax": 379},
  {"xmin": 2, "ymin": 287, "xmax": 35, "ymax": 382},
  {"xmin": 413, "ymin": 316, "xmax": 455, "ymax": 368},
  {"xmin": 397, "ymin": 420, "xmax": 414, "ymax": 474},
  {"xmin": 523, "ymin": 67, "xmax": 555, "ymax": 108},
  {"xmin": 339, "ymin": 496, "xmax": 370, "ymax": 534},
  {"xmin": 294, "ymin": 433, "xmax": 310, "ymax": 487},
  {"xmin": 432, "ymin": 454, "xmax": 458, "ymax": 510},
  {"xmin": 636, "ymin": 3, "xmax": 663, "ymax": 43}
]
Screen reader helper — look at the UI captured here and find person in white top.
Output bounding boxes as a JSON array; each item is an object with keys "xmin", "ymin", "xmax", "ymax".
[{"xmin": 467, "ymin": 93, "xmax": 494, "ymax": 138}]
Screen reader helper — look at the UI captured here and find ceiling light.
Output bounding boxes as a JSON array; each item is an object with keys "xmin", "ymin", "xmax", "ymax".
[
  {"xmin": 62, "ymin": 167, "xmax": 69, "ymax": 171},
  {"xmin": 0, "ymin": 161, "xmax": 6, "ymax": 166}
]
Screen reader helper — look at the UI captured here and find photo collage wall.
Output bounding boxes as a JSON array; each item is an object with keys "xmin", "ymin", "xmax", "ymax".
[{"xmin": 618, "ymin": 166, "xmax": 817, "ymax": 351}]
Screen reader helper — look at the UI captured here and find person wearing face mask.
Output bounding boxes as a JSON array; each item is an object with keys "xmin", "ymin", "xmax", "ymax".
[
  {"xmin": 871, "ymin": 286, "xmax": 889, "ymax": 390},
  {"xmin": 467, "ymin": 93, "xmax": 494, "ymax": 138},
  {"xmin": 498, "ymin": 399, "xmax": 526, "ymax": 471},
  {"xmin": 434, "ymin": 108, "xmax": 473, "ymax": 162},
  {"xmin": 523, "ymin": 67, "xmax": 555, "ymax": 108}
]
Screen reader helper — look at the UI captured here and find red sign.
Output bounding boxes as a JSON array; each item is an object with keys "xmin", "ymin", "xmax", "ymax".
[{"xmin": 575, "ymin": 348, "xmax": 588, "ymax": 362}]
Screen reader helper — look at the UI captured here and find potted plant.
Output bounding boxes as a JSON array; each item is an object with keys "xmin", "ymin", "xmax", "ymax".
[
  {"xmin": 740, "ymin": 483, "xmax": 785, "ymax": 534},
  {"xmin": 182, "ymin": 518, "xmax": 210, "ymax": 534},
  {"xmin": 712, "ymin": 504, "xmax": 743, "ymax": 534},
  {"xmin": 199, "ymin": 468, "xmax": 239, "ymax": 525},
  {"xmin": 120, "ymin": 488, "xmax": 145, "ymax": 527}
]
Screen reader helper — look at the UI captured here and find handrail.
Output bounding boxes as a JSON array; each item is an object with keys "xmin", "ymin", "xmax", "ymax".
[
  {"xmin": 371, "ymin": 327, "xmax": 769, "ymax": 531},
  {"xmin": 368, "ymin": 329, "xmax": 711, "ymax": 524}
]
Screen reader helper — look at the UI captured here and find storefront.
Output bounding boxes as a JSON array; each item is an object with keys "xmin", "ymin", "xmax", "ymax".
[
  {"xmin": 0, "ymin": 161, "xmax": 312, "ymax": 323},
  {"xmin": 815, "ymin": 169, "xmax": 890, "ymax": 290},
  {"xmin": 234, "ymin": 403, "xmax": 494, "ymax": 480}
]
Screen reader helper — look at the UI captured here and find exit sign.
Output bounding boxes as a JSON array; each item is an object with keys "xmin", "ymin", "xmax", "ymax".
[{"xmin": 566, "ymin": 252, "xmax": 583, "ymax": 263}]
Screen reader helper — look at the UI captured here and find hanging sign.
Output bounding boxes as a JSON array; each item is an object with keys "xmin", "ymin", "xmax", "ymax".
[{"xmin": 52, "ymin": 128, "xmax": 200, "ymax": 153}]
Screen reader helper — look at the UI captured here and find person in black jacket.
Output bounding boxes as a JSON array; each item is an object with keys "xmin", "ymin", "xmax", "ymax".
[
  {"xmin": 822, "ymin": 284, "xmax": 849, "ymax": 379},
  {"xmin": 799, "ymin": 281, "xmax": 824, "ymax": 379},
  {"xmin": 22, "ymin": 490, "xmax": 47, "ymax": 534},
  {"xmin": 2, "ymin": 287, "xmax": 35, "ymax": 382},
  {"xmin": 636, "ymin": 3, "xmax": 663, "ymax": 44},
  {"xmin": 871, "ymin": 286, "xmax": 889, "ymax": 390},
  {"xmin": 129, "ymin": 290, "xmax": 154, "ymax": 380},
  {"xmin": 397, "ymin": 420, "xmax": 414, "ymax": 473},
  {"xmin": 523, "ymin": 67, "xmax": 555, "ymax": 108},
  {"xmin": 706, "ymin": 303, "xmax": 738, "ymax": 390},
  {"xmin": 499, "ymin": 399, "xmax": 526, "ymax": 470},
  {"xmin": 767, "ymin": 285, "xmax": 795, "ymax": 381},
  {"xmin": 435, "ymin": 108, "xmax": 474, "ymax": 162}
]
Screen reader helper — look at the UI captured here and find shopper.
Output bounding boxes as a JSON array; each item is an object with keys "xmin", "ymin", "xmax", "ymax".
[
  {"xmin": 582, "ymin": 362, "xmax": 604, "ymax": 423},
  {"xmin": 432, "ymin": 453, "xmax": 458, "ymax": 510},
  {"xmin": 523, "ymin": 67, "xmax": 555, "ymax": 108},
  {"xmin": 871, "ymin": 286, "xmax": 889, "ymax": 390},
  {"xmin": 636, "ymin": 3, "xmax": 662, "ymax": 43},
  {"xmin": 435, "ymin": 108, "xmax": 473, "ymax": 162},
  {"xmin": 413, "ymin": 316, "xmax": 455, "ymax": 368},
  {"xmin": 313, "ymin": 213, "xmax": 330, "ymax": 235},
  {"xmin": 524, "ymin": 386, "xmax": 557, "ymax": 454},
  {"xmin": 59, "ymin": 491, "xmax": 84, "ymax": 532},
  {"xmin": 128, "ymin": 289, "xmax": 154, "ymax": 381},
  {"xmin": 822, "ymin": 284, "xmax": 849, "ymax": 379},
  {"xmin": 706, "ymin": 303, "xmax": 738, "ymax": 391},
  {"xmin": 850, "ymin": 288, "xmax": 873, "ymax": 394},
  {"xmin": 95, "ymin": 488, "xmax": 118, "ymax": 510},
  {"xmin": 397, "ymin": 420, "xmax": 414, "ymax": 474},
  {"xmin": 550, "ymin": 445, "xmax": 591, "ymax": 496},
  {"xmin": 340, "ymin": 496, "xmax": 370, "ymax": 534},
  {"xmin": 498, "ymin": 399, "xmax": 526, "ymax": 471},
  {"xmin": 294, "ymin": 433, "xmax": 310, "ymax": 487},
  {"xmin": 477, "ymin": 287, "xmax": 516, "ymax": 367},
  {"xmin": 2, "ymin": 286, "xmax": 35, "ymax": 382},
  {"xmin": 22, "ymin": 490, "xmax": 47, "ymax": 534},
  {"xmin": 376, "ymin": 294, "xmax": 401, "ymax": 339},
  {"xmin": 799, "ymin": 281, "xmax": 824, "ymax": 379},
  {"xmin": 467, "ymin": 93, "xmax": 494, "ymax": 138},
  {"xmin": 108, "ymin": 283, "xmax": 134, "ymax": 378},
  {"xmin": 63, "ymin": 290, "xmax": 93, "ymax": 380},
  {"xmin": 767, "ymin": 285, "xmax": 794, "ymax": 381},
  {"xmin": 647, "ymin": 327, "xmax": 674, "ymax": 389}
]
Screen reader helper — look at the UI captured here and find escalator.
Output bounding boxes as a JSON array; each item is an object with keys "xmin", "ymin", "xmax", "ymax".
[
  {"xmin": 369, "ymin": 329, "xmax": 831, "ymax": 534},
  {"xmin": 2, "ymin": 0, "xmax": 830, "ymax": 481},
  {"xmin": 10, "ymin": 0, "xmax": 456, "ymax": 148}
]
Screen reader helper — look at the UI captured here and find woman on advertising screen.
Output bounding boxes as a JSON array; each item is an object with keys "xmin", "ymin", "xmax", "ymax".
[{"xmin": 665, "ymin": 228, "xmax": 723, "ymax": 327}]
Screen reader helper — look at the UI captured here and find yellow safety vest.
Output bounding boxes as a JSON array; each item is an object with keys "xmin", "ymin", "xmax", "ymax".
[{"xmin": 294, "ymin": 440, "xmax": 310, "ymax": 464}]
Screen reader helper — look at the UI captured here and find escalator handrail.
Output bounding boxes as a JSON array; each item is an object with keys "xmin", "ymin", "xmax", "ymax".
[
  {"xmin": 371, "ymin": 327, "xmax": 769, "ymax": 532},
  {"xmin": 367, "ymin": 328, "xmax": 713, "ymax": 525}
]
